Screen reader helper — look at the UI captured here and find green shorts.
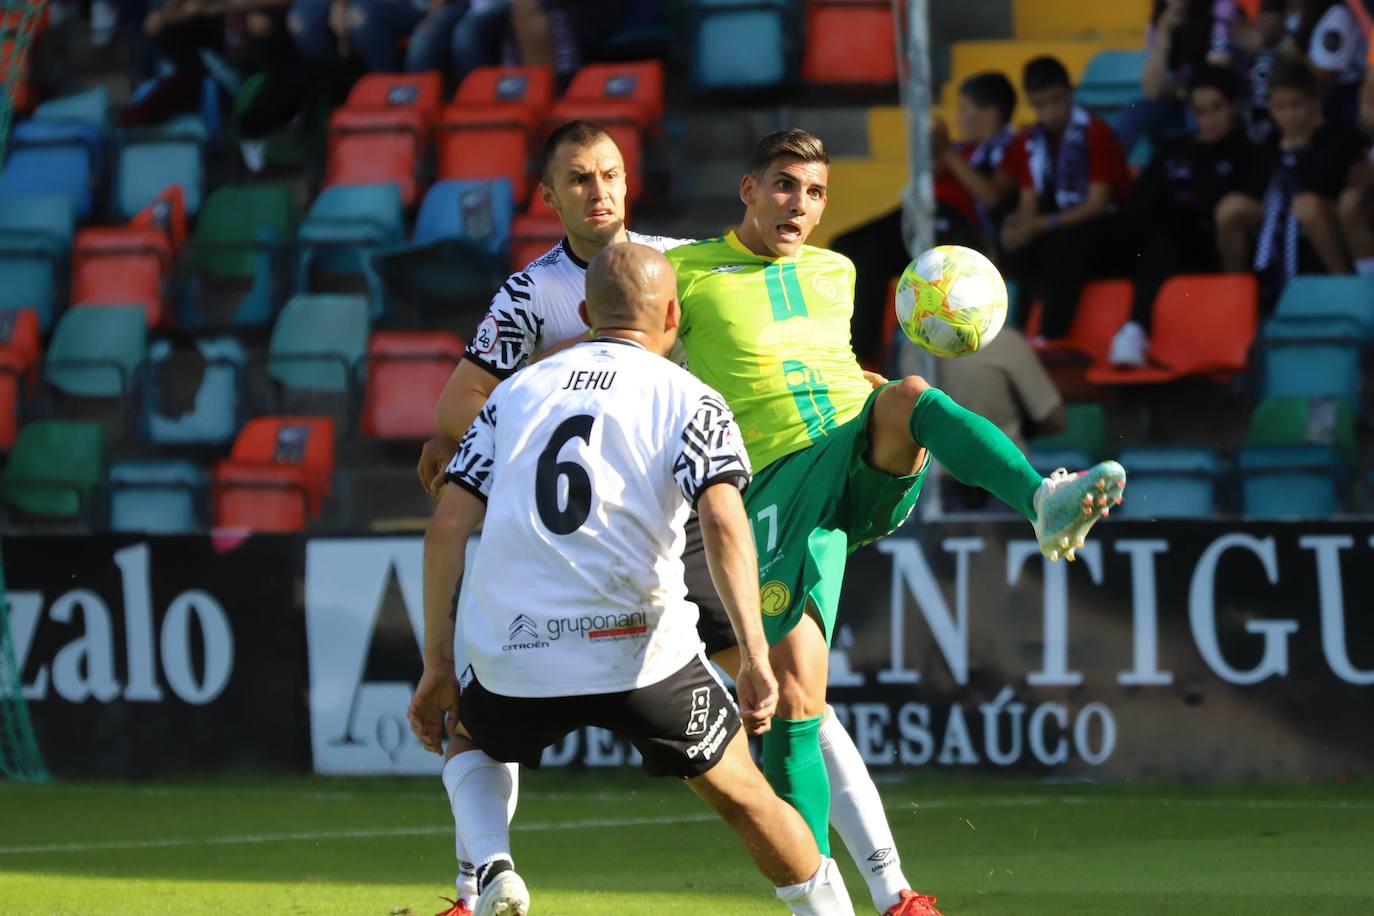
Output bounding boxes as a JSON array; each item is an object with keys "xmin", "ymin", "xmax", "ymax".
[{"xmin": 745, "ymin": 382, "xmax": 927, "ymax": 647}]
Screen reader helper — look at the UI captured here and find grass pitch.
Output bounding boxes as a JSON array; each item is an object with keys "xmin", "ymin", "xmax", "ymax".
[{"xmin": 2, "ymin": 772, "xmax": 1372, "ymax": 915}]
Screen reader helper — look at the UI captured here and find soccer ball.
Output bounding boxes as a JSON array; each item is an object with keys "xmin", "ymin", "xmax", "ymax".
[{"xmin": 894, "ymin": 245, "xmax": 1008, "ymax": 358}]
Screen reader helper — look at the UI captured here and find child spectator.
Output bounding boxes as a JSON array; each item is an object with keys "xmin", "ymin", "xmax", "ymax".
[
  {"xmin": 931, "ymin": 71, "xmax": 1021, "ymax": 258},
  {"xmin": 999, "ymin": 56, "xmax": 1133, "ymax": 341},
  {"xmin": 1110, "ymin": 66, "xmax": 1267, "ymax": 365},
  {"xmin": 1338, "ymin": 35, "xmax": 1374, "ymax": 275}
]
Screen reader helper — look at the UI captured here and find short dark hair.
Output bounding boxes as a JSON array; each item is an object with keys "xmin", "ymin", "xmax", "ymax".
[
  {"xmin": 541, "ymin": 119, "xmax": 616, "ymax": 183},
  {"xmin": 1022, "ymin": 56, "xmax": 1071, "ymax": 94},
  {"xmin": 1187, "ymin": 64, "xmax": 1242, "ymax": 102},
  {"xmin": 959, "ymin": 72, "xmax": 1017, "ymax": 124},
  {"xmin": 1267, "ymin": 57, "xmax": 1321, "ymax": 99},
  {"xmin": 748, "ymin": 129, "xmax": 829, "ymax": 176}
]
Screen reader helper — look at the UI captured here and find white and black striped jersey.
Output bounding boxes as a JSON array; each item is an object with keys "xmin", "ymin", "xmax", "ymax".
[
  {"xmin": 463, "ymin": 233, "xmax": 691, "ymax": 379},
  {"xmin": 445, "ymin": 337, "xmax": 751, "ymax": 698}
]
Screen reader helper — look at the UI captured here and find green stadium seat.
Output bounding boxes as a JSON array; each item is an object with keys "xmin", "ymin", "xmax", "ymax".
[
  {"xmin": 185, "ymin": 184, "xmax": 294, "ymax": 328},
  {"xmin": 3, "ymin": 420, "xmax": 107, "ymax": 517},
  {"xmin": 1246, "ymin": 396, "xmax": 1357, "ymax": 466},
  {"xmin": 45, "ymin": 306, "xmax": 147, "ymax": 399},
  {"xmin": 268, "ymin": 294, "xmax": 369, "ymax": 394}
]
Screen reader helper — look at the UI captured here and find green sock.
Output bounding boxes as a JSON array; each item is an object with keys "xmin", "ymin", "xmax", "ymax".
[
  {"xmin": 762, "ymin": 716, "xmax": 830, "ymax": 856},
  {"xmin": 908, "ymin": 386, "xmax": 1043, "ymax": 520}
]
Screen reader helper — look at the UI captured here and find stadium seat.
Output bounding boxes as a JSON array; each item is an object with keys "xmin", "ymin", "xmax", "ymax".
[
  {"xmin": 186, "ymin": 184, "xmax": 293, "ymax": 328},
  {"xmin": 296, "ymin": 184, "xmax": 405, "ymax": 318},
  {"xmin": 344, "ymin": 71, "xmax": 444, "ymax": 121},
  {"xmin": 326, "ymin": 72, "xmax": 442, "ymax": 208},
  {"xmin": 44, "ymin": 305, "xmax": 146, "ymax": 400},
  {"xmin": 0, "ymin": 118, "xmax": 101, "ymax": 217},
  {"xmin": 33, "ymin": 85, "xmax": 109, "ymax": 131},
  {"xmin": 1259, "ymin": 319, "xmax": 1362, "ymax": 411},
  {"xmin": 112, "ymin": 116, "xmax": 207, "ymax": 220},
  {"xmin": 143, "ymin": 336, "xmax": 244, "ymax": 446},
  {"xmin": 1029, "ymin": 402, "xmax": 1107, "ymax": 459},
  {"xmin": 361, "ymin": 330, "xmax": 464, "ymax": 440},
  {"xmin": 107, "ymin": 459, "xmax": 203, "ymax": 533},
  {"xmin": 1238, "ymin": 444, "xmax": 1344, "ymax": 518},
  {"xmin": 1026, "ymin": 446, "xmax": 1093, "ymax": 478},
  {"xmin": 413, "ymin": 179, "xmax": 515, "ymax": 255},
  {"xmin": 1114, "ymin": 446, "xmax": 1222, "ymax": 519},
  {"xmin": 1076, "ymin": 50, "xmax": 1149, "ymax": 115},
  {"xmin": 70, "ymin": 226, "xmax": 173, "ymax": 327},
  {"xmin": 211, "ymin": 460, "xmax": 311, "ymax": 532},
  {"xmin": 688, "ymin": 0, "xmax": 797, "ymax": 90},
  {"xmin": 0, "ymin": 309, "xmax": 39, "ymax": 451},
  {"xmin": 1086, "ymin": 274, "xmax": 1258, "ymax": 386},
  {"xmin": 3, "ymin": 419, "xmax": 107, "ymax": 518},
  {"xmin": 510, "ymin": 186, "xmax": 564, "ymax": 270},
  {"xmin": 0, "ymin": 192, "xmax": 76, "ymax": 332},
  {"xmin": 1271, "ymin": 274, "xmax": 1374, "ymax": 343},
  {"xmin": 268, "ymin": 294, "xmax": 370, "ymax": 394},
  {"xmin": 1246, "ymin": 395, "xmax": 1357, "ymax": 466},
  {"xmin": 1028, "ymin": 279, "xmax": 1134, "ymax": 363},
  {"xmin": 802, "ymin": 0, "xmax": 897, "ymax": 85},
  {"xmin": 224, "ymin": 414, "xmax": 335, "ymax": 515},
  {"xmin": 436, "ymin": 66, "xmax": 554, "ymax": 203}
]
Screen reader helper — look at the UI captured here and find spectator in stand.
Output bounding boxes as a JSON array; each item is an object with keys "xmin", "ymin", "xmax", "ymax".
[
  {"xmin": 1110, "ymin": 66, "xmax": 1267, "ymax": 366},
  {"xmin": 931, "ymin": 71, "xmax": 1021, "ymax": 258},
  {"xmin": 510, "ymin": 0, "xmax": 635, "ymax": 88},
  {"xmin": 1338, "ymin": 25, "xmax": 1374, "ymax": 275},
  {"xmin": 1118, "ymin": 0, "xmax": 1242, "ymax": 157},
  {"xmin": 998, "ymin": 56, "xmax": 1133, "ymax": 342},
  {"xmin": 342, "ymin": 0, "xmax": 511, "ymax": 85},
  {"xmin": 1223, "ymin": 57, "xmax": 1365, "ymax": 298},
  {"xmin": 1248, "ymin": 0, "xmax": 1369, "ymax": 137}
]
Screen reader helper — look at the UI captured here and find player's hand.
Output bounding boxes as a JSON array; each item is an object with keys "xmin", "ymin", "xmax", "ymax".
[
  {"xmin": 862, "ymin": 370, "xmax": 888, "ymax": 390},
  {"xmin": 418, "ymin": 435, "xmax": 460, "ymax": 496},
  {"xmin": 735, "ymin": 653, "xmax": 778, "ymax": 735},
  {"xmin": 408, "ymin": 665, "xmax": 460, "ymax": 755}
]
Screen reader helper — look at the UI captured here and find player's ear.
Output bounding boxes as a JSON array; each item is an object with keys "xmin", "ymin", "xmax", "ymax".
[
  {"xmin": 664, "ymin": 297, "xmax": 681, "ymax": 333},
  {"xmin": 540, "ymin": 181, "xmax": 557, "ymax": 214},
  {"xmin": 739, "ymin": 172, "xmax": 755, "ymax": 207},
  {"xmin": 577, "ymin": 300, "xmax": 591, "ymax": 329}
]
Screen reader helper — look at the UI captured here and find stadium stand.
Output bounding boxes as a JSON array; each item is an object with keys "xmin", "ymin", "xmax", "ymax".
[
  {"xmin": 436, "ymin": 66, "xmax": 554, "ymax": 204},
  {"xmin": 687, "ymin": 0, "xmax": 798, "ymax": 91}
]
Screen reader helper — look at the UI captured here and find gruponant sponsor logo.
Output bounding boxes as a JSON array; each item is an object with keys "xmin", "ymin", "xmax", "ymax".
[{"xmin": 547, "ymin": 611, "xmax": 648, "ymax": 641}]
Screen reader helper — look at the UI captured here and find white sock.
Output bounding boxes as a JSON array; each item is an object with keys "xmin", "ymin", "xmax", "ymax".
[
  {"xmin": 1355, "ymin": 257, "xmax": 1374, "ymax": 276},
  {"xmin": 443, "ymin": 750, "xmax": 516, "ymax": 882},
  {"xmin": 820, "ymin": 710, "xmax": 909, "ymax": 912},
  {"xmin": 775, "ymin": 857, "xmax": 857, "ymax": 915}
]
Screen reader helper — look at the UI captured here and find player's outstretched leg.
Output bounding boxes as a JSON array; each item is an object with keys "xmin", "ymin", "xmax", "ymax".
[
  {"xmin": 444, "ymin": 746, "xmax": 529, "ymax": 916},
  {"xmin": 687, "ymin": 728, "xmax": 856, "ymax": 915},
  {"xmin": 442, "ymin": 751, "xmax": 520, "ymax": 915},
  {"xmin": 875, "ymin": 378, "xmax": 1126, "ymax": 559}
]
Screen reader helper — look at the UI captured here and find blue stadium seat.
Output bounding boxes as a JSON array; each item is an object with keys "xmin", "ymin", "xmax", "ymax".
[
  {"xmin": 112, "ymin": 116, "xmax": 207, "ymax": 220},
  {"xmin": 33, "ymin": 85, "xmax": 110, "ymax": 132},
  {"xmin": 107, "ymin": 459, "xmax": 203, "ymax": 533},
  {"xmin": 1238, "ymin": 444, "xmax": 1344, "ymax": 518},
  {"xmin": 296, "ymin": 184, "xmax": 405, "ymax": 320},
  {"xmin": 0, "ymin": 120, "xmax": 101, "ymax": 217},
  {"xmin": 1077, "ymin": 50, "xmax": 1148, "ymax": 115},
  {"xmin": 1115, "ymin": 447, "xmax": 1223, "ymax": 519},
  {"xmin": 1271, "ymin": 274, "xmax": 1374, "ymax": 343},
  {"xmin": 413, "ymin": 179, "xmax": 515, "ymax": 255},
  {"xmin": 1260, "ymin": 319, "xmax": 1362, "ymax": 411},
  {"xmin": 0, "ymin": 193, "xmax": 76, "ymax": 332},
  {"xmin": 268, "ymin": 294, "xmax": 370, "ymax": 394},
  {"xmin": 688, "ymin": 0, "xmax": 797, "ymax": 90},
  {"xmin": 45, "ymin": 306, "xmax": 148, "ymax": 399},
  {"xmin": 143, "ymin": 337, "xmax": 245, "ymax": 445}
]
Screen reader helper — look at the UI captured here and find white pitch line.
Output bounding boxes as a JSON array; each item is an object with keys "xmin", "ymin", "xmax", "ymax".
[{"xmin": 0, "ymin": 813, "xmax": 719, "ymax": 857}]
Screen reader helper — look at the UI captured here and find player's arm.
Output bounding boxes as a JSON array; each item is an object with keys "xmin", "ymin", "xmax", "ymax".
[{"xmin": 417, "ymin": 360, "xmax": 501, "ymax": 496}]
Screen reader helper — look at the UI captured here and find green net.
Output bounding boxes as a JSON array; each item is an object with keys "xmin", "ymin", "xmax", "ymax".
[
  {"xmin": 0, "ymin": 542, "xmax": 49, "ymax": 782},
  {"xmin": 0, "ymin": 0, "xmax": 46, "ymax": 164}
]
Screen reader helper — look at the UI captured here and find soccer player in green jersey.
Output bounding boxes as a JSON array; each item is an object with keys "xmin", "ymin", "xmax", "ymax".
[{"xmin": 665, "ymin": 130, "xmax": 1126, "ymax": 912}]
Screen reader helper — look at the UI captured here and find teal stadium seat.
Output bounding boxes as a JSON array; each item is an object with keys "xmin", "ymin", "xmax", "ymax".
[
  {"xmin": 0, "ymin": 192, "xmax": 76, "ymax": 332},
  {"xmin": 1115, "ymin": 446, "xmax": 1223, "ymax": 519},
  {"xmin": 1260, "ymin": 319, "xmax": 1362, "ymax": 411},
  {"xmin": 1029, "ymin": 403, "xmax": 1106, "ymax": 459},
  {"xmin": 1077, "ymin": 50, "xmax": 1148, "ymax": 115},
  {"xmin": 45, "ymin": 306, "xmax": 147, "ymax": 398},
  {"xmin": 268, "ymin": 294, "xmax": 370, "ymax": 394},
  {"xmin": 1026, "ymin": 447, "xmax": 1093, "ymax": 478},
  {"xmin": 143, "ymin": 337, "xmax": 245, "ymax": 445},
  {"xmin": 1271, "ymin": 274, "xmax": 1374, "ymax": 343},
  {"xmin": 113, "ymin": 115, "xmax": 207, "ymax": 220},
  {"xmin": 688, "ymin": 0, "xmax": 798, "ymax": 90},
  {"xmin": 107, "ymin": 459, "xmax": 203, "ymax": 533},
  {"xmin": 296, "ymin": 184, "xmax": 405, "ymax": 320},
  {"xmin": 33, "ymin": 85, "xmax": 110, "ymax": 132},
  {"xmin": 1238, "ymin": 444, "xmax": 1343, "ymax": 518}
]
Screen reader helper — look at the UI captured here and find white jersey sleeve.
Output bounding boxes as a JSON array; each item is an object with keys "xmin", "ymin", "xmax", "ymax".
[
  {"xmin": 444, "ymin": 399, "xmax": 498, "ymax": 500},
  {"xmin": 672, "ymin": 392, "xmax": 751, "ymax": 506},
  {"xmin": 463, "ymin": 272, "xmax": 542, "ymax": 379}
]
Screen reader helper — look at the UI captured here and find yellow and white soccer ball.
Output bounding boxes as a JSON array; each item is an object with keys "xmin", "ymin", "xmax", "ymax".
[{"xmin": 894, "ymin": 244, "xmax": 1008, "ymax": 358}]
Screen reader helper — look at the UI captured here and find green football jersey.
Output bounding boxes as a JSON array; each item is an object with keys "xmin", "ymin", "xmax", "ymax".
[{"xmin": 667, "ymin": 231, "xmax": 874, "ymax": 471}]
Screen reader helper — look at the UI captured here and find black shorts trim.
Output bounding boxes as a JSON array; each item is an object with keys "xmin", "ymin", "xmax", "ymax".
[{"xmin": 458, "ymin": 650, "xmax": 742, "ymax": 779}]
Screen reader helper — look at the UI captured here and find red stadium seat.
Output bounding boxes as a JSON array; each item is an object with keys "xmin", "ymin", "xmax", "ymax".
[
  {"xmin": 437, "ymin": 67, "xmax": 555, "ymax": 204},
  {"xmin": 1086, "ymin": 274, "xmax": 1259, "ymax": 386},
  {"xmin": 0, "ymin": 308, "xmax": 41, "ymax": 371},
  {"xmin": 212, "ymin": 461, "xmax": 310, "ymax": 532},
  {"xmin": 326, "ymin": 107, "xmax": 431, "ymax": 207},
  {"xmin": 802, "ymin": 1, "xmax": 897, "ymax": 85},
  {"xmin": 345, "ymin": 71, "xmax": 444, "ymax": 123},
  {"xmin": 558, "ymin": 61, "xmax": 664, "ymax": 128},
  {"xmin": 71, "ymin": 226, "xmax": 173, "ymax": 327},
  {"xmin": 361, "ymin": 331, "xmax": 464, "ymax": 440},
  {"xmin": 128, "ymin": 184, "xmax": 188, "ymax": 252},
  {"xmin": 228, "ymin": 415, "xmax": 335, "ymax": 514},
  {"xmin": 1027, "ymin": 279, "xmax": 1134, "ymax": 363}
]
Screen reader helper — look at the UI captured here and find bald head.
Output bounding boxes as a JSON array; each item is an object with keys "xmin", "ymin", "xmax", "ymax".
[{"xmin": 582, "ymin": 243, "xmax": 680, "ymax": 350}]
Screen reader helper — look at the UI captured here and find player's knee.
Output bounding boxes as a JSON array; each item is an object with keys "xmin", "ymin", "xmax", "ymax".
[
  {"xmin": 775, "ymin": 677, "xmax": 826, "ymax": 719},
  {"xmin": 884, "ymin": 375, "xmax": 929, "ymax": 416}
]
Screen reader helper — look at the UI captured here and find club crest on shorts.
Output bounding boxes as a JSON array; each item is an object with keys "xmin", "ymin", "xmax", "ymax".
[
  {"xmin": 760, "ymin": 581, "xmax": 791, "ymax": 617},
  {"xmin": 685, "ymin": 686, "xmax": 712, "ymax": 736}
]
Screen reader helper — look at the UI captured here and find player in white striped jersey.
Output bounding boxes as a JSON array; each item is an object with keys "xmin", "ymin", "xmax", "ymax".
[{"xmin": 410, "ymin": 243, "xmax": 854, "ymax": 915}]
